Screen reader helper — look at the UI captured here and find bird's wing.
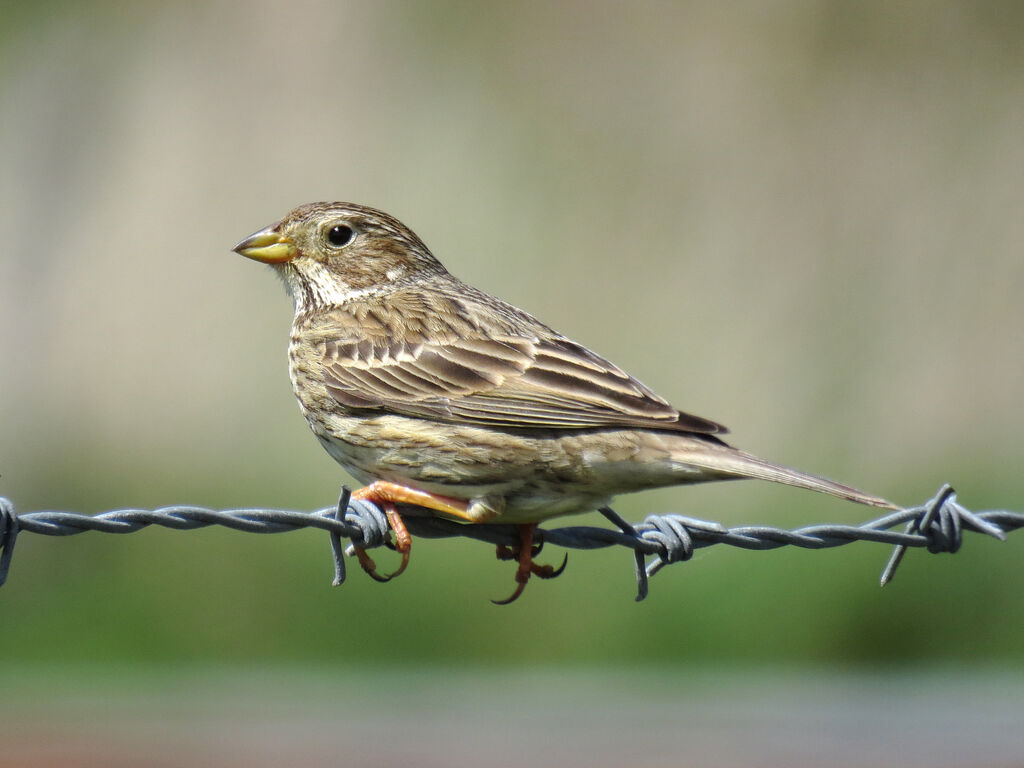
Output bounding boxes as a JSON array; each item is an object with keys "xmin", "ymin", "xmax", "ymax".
[{"xmin": 321, "ymin": 334, "xmax": 727, "ymax": 435}]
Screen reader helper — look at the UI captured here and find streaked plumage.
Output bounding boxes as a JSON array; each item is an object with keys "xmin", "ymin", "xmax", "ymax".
[{"xmin": 235, "ymin": 202, "xmax": 896, "ymax": 599}]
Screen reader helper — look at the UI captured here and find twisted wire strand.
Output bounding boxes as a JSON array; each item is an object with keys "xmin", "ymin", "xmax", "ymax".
[{"xmin": 0, "ymin": 485, "xmax": 1018, "ymax": 601}]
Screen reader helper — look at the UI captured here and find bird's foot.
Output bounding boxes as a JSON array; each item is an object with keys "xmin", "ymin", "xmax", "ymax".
[
  {"xmin": 350, "ymin": 481, "xmax": 471, "ymax": 581},
  {"xmin": 493, "ymin": 523, "xmax": 568, "ymax": 605},
  {"xmin": 350, "ymin": 494, "xmax": 409, "ymax": 582}
]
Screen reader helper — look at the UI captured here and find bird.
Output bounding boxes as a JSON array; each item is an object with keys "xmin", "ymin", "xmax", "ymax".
[{"xmin": 234, "ymin": 202, "xmax": 897, "ymax": 602}]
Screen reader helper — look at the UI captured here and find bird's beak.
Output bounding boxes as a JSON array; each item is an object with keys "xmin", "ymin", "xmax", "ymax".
[{"xmin": 233, "ymin": 224, "xmax": 298, "ymax": 263}]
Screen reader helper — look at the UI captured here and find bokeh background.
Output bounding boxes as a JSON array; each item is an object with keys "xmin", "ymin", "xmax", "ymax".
[{"xmin": 1, "ymin": 1, "xmax": 1022, "ymax": 765}]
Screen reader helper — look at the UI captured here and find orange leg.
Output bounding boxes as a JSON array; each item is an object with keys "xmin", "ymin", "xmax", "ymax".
[
  {"xmin": 492, "ymin": 523, "xmax": 568, "ymax": 605},
  {"xmin": 350, "ymin": 481, "xmax": 471, "ymax": 582}
]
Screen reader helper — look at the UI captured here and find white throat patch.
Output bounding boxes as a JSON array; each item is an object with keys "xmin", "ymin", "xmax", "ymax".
[{"xmin": 283, "ymin": 260, "xmax": 379, "ymax": 313}]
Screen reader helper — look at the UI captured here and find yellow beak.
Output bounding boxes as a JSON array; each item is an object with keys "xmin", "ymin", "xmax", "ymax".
[{"xmin": 233, "ymin": 224, "xmax": 298, "ymax": 263}]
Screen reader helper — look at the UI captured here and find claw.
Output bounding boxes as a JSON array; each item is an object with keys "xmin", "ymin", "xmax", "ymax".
[
  {"xmin": 354, "ymin": 547, "xmax": 394, "ymax": 582},
  {"xmin": 533, "ymin": 553, "xmax": 568, "ymax": 580},
  {"xmin": 491, "ymin": 523, "xmax": 567, "ymax": 605},
  {"xmin": 492, "ymin": 578, "xmax": 528, "ymax": 605},
  {"xmin": 353, "ymin": 529, "xmax": 409, "ymax": 581}
]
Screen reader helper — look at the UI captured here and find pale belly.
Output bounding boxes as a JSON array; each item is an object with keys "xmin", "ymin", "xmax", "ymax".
[{"xmin": 305, "ymin": 407, "xmax": 720, "ymax": 524}]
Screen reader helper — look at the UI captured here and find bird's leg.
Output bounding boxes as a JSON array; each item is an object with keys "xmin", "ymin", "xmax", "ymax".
[
  {"xmin": 350, "ymin": 481, "xmax": 471, "ymax": 581},
  {"xmin": 493, "ymin": 523, "xmax": 568, "ymax": 605}
]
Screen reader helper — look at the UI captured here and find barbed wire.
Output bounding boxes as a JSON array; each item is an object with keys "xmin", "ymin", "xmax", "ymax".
[{"xmin": 0, "ymin": 484, "xmax": 1018, "ymax": 601}]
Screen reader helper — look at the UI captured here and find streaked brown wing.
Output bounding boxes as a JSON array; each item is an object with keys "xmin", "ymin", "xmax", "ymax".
[{"xmin": 321, "ymin": 334, "xmax": 727, "ymax": 435}]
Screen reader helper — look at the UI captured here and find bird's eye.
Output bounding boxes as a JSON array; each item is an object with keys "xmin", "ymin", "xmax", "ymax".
[{"xmin": 327, "ymin": 224, "xmax": 355, "ymax": 247}]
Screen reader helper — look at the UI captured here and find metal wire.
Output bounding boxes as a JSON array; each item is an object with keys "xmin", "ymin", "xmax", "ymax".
[{"xmin": 0, "ymin": 484, "xmax": 1017, "ymax": 601}]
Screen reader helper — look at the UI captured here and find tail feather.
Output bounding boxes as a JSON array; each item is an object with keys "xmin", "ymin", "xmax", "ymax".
[{"xmin": 673, "ymin": 445, "xmax": 899, "ymax": 510}]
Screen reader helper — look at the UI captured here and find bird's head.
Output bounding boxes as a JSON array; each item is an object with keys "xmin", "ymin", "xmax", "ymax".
[{"xmin": 234, "ymin": 202, "xmax": 447, "ymax": 313}]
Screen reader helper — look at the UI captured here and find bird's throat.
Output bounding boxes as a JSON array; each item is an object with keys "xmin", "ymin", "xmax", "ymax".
[{"xmin": 280, "ymin": 261, "xmax": 384, "ymax": 316}]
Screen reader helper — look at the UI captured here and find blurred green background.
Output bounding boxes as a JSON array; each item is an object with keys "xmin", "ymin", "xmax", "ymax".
[{"xmin": 1, "ymin": 1, "xmax": 1022, "ymax": 765}]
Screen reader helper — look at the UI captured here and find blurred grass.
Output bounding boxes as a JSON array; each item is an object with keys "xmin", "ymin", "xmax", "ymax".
[{"xmin": 1, "ymin": 0, "xmax": 1022, "ymax": 669}]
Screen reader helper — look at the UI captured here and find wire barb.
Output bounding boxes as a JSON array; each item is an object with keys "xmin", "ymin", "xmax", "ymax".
[
  {"xmin": 0, "ymin": 497, "xmax": 19, "ymax": 588},
  {"xmin": 0, "ymin": 485, "xmax": 1019, "ymax": 600},
  {"xmin": 879, "ymin": 484, "xmax": 1006, "ymax": 585},
  {"xmin": 328, "ymin": 487, "xmax": 350, "ymax": 586}
]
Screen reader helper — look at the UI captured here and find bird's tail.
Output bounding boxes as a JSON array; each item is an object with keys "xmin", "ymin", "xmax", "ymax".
[{"xmin": 672, "ymin": 444, "xmax": 900, "ymax": 510}]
